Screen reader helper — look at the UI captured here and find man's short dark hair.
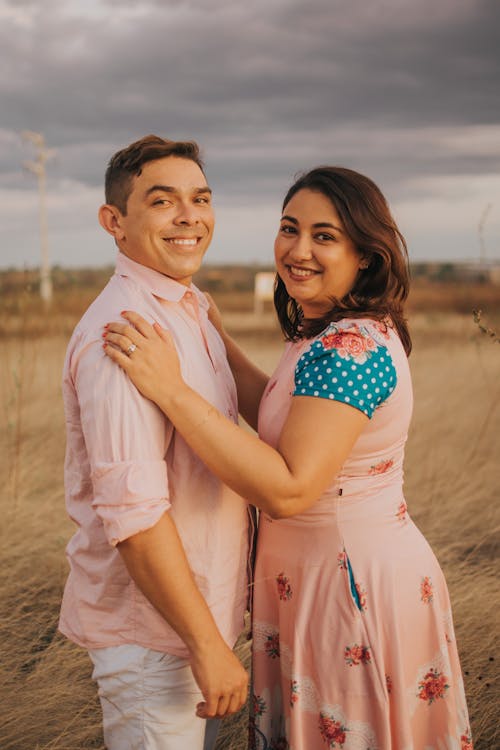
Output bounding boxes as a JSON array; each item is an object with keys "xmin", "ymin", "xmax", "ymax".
[{"xmin": 105, "ymin": 135, "xmax": 204, "ymax": 214}]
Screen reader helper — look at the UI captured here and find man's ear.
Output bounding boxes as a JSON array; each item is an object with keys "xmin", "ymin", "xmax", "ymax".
[{"xmin": 98, "ymin": 204, "xmax": 125, "ymax": 241}]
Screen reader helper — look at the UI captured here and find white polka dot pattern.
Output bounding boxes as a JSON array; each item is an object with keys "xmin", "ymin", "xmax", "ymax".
[{"xmin": 293, "ymin": 328, "xmax": 397, "ymax": 418}]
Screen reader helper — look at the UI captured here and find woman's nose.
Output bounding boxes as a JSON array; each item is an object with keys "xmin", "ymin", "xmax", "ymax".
[{"xmin": 289, "ymin": 234, "xmax": 313, "ymax": 260}]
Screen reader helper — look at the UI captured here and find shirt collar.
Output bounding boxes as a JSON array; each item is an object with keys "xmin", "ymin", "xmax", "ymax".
[{"xmin": 114, "ymin": 252, "xmax": 208, "ymax": 309}]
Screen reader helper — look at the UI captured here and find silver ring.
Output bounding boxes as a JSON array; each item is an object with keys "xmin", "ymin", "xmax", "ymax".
[{"xmin": 126, "ymin": 343, "xmax": 137, "ymax": 355}]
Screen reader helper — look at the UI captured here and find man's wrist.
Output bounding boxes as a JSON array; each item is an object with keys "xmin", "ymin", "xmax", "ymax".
[{"xmin": 184, "ymin": 625, "xmax": 227, "ymax": 660}]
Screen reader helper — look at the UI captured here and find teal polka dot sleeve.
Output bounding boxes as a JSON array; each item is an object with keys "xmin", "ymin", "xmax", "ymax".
[{"xmin": 293, "ymin": 324, "xmax": 397, "ymax": 418}]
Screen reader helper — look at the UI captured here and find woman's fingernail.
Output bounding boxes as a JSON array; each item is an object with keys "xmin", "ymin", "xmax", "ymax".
[
  {"xmin": 103, "ymin": 323, "xmax": 109, "ymax": 329},
  {"xmin": 121, "ymin": 310, "xmax": 128, "ymax": 315}
]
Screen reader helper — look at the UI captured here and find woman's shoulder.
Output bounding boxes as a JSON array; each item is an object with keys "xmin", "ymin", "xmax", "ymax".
[{"xmin": 310, "ymin": 317, "xmax": 395, "ymax": 358}]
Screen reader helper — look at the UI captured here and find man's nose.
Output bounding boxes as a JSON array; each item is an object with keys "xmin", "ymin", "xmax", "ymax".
[{"xmin": 173, "ymin": 202, "xmax": 199, "ymax": 225}]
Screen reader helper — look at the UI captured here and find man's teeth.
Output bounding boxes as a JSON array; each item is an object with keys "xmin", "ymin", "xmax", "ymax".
[
  {"xmin": 169, "ymin": 238, "xmax": 198, "ymax": 246},
  {"xmin": 290, "ymin": 266, "xmax": 316, "ymax": 277}
]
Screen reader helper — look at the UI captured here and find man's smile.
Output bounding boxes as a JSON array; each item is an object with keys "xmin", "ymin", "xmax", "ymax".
[{"xmin": 163, "ymin": 236, "xmax": 202, "ymax": 247}]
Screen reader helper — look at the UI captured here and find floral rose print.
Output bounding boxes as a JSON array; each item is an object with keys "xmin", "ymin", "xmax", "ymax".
[
  {"xmin": 386, "ymin": 674, "xmax": 393, "ymax": 694},
  {"xmin": 321, "ymin": 333, "xmax": 340, "ymax": 350},
  {"xmin": 460, "ymin": 728, "xmax": 473, "ymax": 750},
  {"xmin": 396, "ymin": 500, "xmax": 408, "ymax": 522},
  {"xmin": 320, "ymin": 325, "xmax": 378, "ymax": 365},
  {"xmin": 318, "ymin": 711, "xmax": 347, "ymax": 747},
  {"xmin": 369, "ymin": 458, "xmax": 394, "ymax": 475},
  {"xmin": 355, "ymin": 583, "xmax": 367, "ymax": 611},
  {"xmin": 253, "ymin": 693, "xmax": 267, "ymax": 717},
  {"xmin": 337, "ymin": 551, "xmax": 348, "ymax": 570},
  {"xmin": 344, "ymin": 644, "xmax": 371, "ymax": 666},
  {"xmin": 420, "ymin": 576, "xmax": 434, "ymax": 604},
  {"xmin": 417, "ymin": 668, "xmax": 450, "ymax": 704},
  {"xmin": 290, "ymin": 679, "xmax": 299, "ymax": 708},
  {"xmin": 372, "ymin": 320, "xmax": 391, "ymax": 339},
  {"xmin": 276, "ymin": 572, "xmax": 293, "ymax": 601},
  {"xmin": 265, "ymin": 630, "xmax": 280, "ymax": 659}
]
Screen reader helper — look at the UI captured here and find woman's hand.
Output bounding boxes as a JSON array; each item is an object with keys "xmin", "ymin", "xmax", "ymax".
[{"xmin": 103, "ymin": 311, "xmax": 183, "ymax": 405}]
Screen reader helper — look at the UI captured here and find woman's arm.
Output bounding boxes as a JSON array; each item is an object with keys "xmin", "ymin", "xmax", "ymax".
[
  {"xmin": 104, "ymin": 312, "xmax": 368, "ymax": 518},
  {"xmin": 205, "ymin": 293, "xmax": 269, "ymax": 430}
]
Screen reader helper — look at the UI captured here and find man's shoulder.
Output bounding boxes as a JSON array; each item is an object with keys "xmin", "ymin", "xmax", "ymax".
[
  {"xmin": 65, "ymin": 274, "xmax": 145, "ymax": 368},
  {"xmin": 71, "ymin": 273, "xmax": 146, "ymax": 341}
]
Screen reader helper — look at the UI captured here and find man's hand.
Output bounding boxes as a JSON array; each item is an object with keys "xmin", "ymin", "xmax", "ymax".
[
  {"xmin": 190, "ymin": 639, "xmax": 248, "ymax": 718},
  {"xmin": 117, "ymin": 513, "xmax": 248, "ymax": 718}
]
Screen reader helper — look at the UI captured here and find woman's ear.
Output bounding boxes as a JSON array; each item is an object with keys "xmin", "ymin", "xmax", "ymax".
[
  {"xmin": 359, "ymin": 256, "xmax": 370, "ymax": 270},
  {"xmin": 98, "ymin": 204, "xmax": 125, "ymax": 241}
]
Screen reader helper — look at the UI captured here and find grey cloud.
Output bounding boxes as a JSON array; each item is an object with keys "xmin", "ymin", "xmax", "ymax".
[
  {"xmin": 0, "ymin": 0, "xmax": 498, "ymax": 240},
  {"xmin": 2, "ymin": 0, "xmax": 499, "ymax": 139}
]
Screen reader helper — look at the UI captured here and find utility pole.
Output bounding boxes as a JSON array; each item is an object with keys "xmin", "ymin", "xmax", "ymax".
[
  {"xmin": 22, "ymin": 131, "xmax": 55, "ymax": 304},
  {"xmin": 478, "ymin": 203, "xmax": 492, "ymax": 265}
]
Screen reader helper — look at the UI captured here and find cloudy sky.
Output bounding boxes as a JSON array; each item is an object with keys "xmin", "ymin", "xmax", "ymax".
[{"xmin": 1, "ymin": 0, "xmax": 499, "ymax": 269}]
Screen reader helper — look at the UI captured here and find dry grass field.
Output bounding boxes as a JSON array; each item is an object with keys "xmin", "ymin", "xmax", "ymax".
[{"xmin": 0, "ymin": 280, "xmax": 499, "ymax": 749}]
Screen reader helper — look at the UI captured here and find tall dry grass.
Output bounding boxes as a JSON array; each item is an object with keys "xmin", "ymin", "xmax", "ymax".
[{"xmin": 0, "ymin": 288, "xmax": 499, "ymax": 749}]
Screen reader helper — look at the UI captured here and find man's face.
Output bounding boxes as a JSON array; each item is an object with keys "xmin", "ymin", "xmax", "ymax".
[{"xmin": 110, "ymin": 157, "xmax": 214, "ymax": 285}]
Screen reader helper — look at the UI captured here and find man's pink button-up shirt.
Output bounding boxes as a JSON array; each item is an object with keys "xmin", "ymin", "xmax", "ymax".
[{"xmin": 59, "ymin": 253, "xmax": 249, "ymax": 657}]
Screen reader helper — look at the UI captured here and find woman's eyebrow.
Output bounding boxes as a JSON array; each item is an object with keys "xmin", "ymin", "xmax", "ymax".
[
  {"xmin": 280, "ymin": 215, "xmax": 343, "ymax": 233},
  {"xmin": 312, "ymin": 221, "xmax": 344, "ymax": 233}
]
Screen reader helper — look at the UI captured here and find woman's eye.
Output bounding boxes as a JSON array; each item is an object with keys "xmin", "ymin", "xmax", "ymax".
[
  {"xmin": 280, "ymin": 224, "xmax": 296, "ymax": 234},
  {"xmin": 316, "ymin": 232, "xmax": 335, "ymax": 241}
]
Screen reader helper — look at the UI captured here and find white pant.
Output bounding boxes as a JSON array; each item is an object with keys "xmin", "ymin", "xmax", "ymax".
[{"xmin": 89, "ymin": 645, "xmax": 220, "ymax": 750}]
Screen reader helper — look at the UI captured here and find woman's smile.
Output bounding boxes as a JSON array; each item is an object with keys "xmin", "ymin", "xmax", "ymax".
[{"xmin": 286, "ymin": 264, "xmax": 321, "ymax": 279}]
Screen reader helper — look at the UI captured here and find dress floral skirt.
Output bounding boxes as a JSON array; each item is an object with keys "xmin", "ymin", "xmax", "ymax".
[{"xmin": 250, "ymin": 494, "xmax": 471, "ymax": 749}]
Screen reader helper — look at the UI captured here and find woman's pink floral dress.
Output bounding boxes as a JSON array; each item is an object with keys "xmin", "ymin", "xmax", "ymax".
[{"xmin": 251, "ymin": 319, "xmax": 471, "ymax": 749}]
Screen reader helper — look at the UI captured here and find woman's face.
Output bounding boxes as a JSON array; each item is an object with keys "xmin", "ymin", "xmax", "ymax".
[{"xmin": 274, "ymin": 188, "xmax": 365, "ymax": 318}]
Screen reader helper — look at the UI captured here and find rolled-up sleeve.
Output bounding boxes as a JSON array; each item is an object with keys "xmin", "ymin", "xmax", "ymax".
[
  {"xmin": 71, "ymin": 331, "xmax": 172, "ymax": 545},
  {"xmin": 92, "ymin": 459, "xmax": 168, "ymax": 545}
]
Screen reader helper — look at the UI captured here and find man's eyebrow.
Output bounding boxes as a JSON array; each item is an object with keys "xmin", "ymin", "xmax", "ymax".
[
  {"xmin": 280, "ymin": 215, "xmax": 344, "ymax": 233},
  {"xmin": 145, "ymin": 185, "xmax": 212, "ymax": 197}
]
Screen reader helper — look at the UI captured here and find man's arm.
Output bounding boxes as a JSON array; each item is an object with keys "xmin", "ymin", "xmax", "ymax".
[
  {"xmin": 118, "ymin": 512, "xmax": 248, "ymax": 718},
  {"xmin": 74, "ymin": 338, "xmax": 247, "ymax": 718}
]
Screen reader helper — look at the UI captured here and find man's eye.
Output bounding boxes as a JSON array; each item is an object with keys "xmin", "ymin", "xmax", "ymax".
[
  {"xmin": 152, "ymin": 199, "xmax": 170, "ymax": 206},
  {"xmin": 195, "ymin": 197, "xmax": 210, "ymax": 204},
  {"xmin": 280, "ymin": 225, "xmax": 296, "ymax": 234}
]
